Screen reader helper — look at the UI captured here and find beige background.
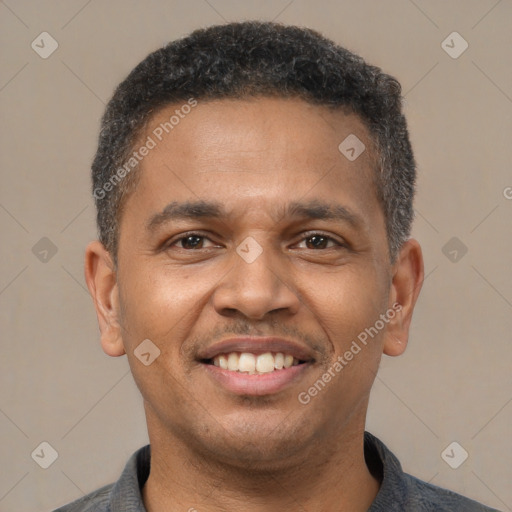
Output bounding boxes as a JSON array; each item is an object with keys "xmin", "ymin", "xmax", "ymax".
[{"xmin": 1, "ymin": 1, "xmax": 511, "ymax": 511}]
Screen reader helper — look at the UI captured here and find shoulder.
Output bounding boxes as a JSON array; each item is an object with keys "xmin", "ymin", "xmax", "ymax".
[
  {"xmin": 401, "ymin": 473, "xmax": 501, "ymax": 512},
  {"xmin": 51, "ymin": 444, "xmax": 150, "ymax": 511},
  {"xmin": 51, "ymin": 483, "xmax": 113, "ymax": 512},
  {"xmin": 365, "ymin": 432, "xmax": 500, "ymax": 512}
]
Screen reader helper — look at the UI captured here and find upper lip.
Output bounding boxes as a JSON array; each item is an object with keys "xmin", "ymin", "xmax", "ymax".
[{"xmin": 198, "ymin": 337, "xmax": 315, "ymax": 362}]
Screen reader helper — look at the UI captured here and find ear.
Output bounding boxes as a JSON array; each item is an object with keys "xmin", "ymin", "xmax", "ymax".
[
  {"xmin": 383, "ymin": 238, "xmax": 424, "ymax": 357},
  {"xmin": 84, "ymin": 240, "xmax": 126, "ymax": 357}
]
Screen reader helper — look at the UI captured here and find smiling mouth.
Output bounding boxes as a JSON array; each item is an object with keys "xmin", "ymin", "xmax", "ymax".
[{"xmin": 202, "ymin": 351, "xmax": 309, "ymax": 375}]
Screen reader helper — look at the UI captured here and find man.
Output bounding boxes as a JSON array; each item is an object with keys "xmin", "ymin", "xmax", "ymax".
[{"xmin": 56, "ymin": 21, "xmax": 498, "ymax": 511}]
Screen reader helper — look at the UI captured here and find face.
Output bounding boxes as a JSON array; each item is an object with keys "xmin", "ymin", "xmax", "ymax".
[{"xmin": 86, "ymin": 97, "xmax": 423, "ymax": 470}]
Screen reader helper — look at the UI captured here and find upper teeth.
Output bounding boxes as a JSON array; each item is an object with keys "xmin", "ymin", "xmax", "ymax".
[{"xmin": 212, "ymin": 352, "xmax": 299, "ymax": 373}]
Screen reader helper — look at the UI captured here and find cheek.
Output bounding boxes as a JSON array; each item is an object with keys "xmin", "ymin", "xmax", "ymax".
[
  {"xmin": 309, "ymin": 265, "xmax": 389, "ymax": 355},
  {"xmin": 117, "ymin": 264, "xmax": 208, "ymax": 418},
  {"xmin": 300, "ymin": 267, "xmax": 388, "ymax": 410},
  {"xmin": 117, "ymin": 261, "xmax": 218, "ymax": 350}
]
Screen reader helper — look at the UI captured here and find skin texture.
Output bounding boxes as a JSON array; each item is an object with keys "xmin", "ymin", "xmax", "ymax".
[{"xmin": 85, "ymin": 97, "xmax": 424, "ymax": 512}]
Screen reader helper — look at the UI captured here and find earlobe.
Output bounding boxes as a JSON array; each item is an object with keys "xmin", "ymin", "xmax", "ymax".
[
  {"xmin": 84, "ymin": 241, "xmax": 126, "ymax": 357},
  {"xmin": 383, "ymin": 239, "xmax": 424, "ymax": 357}
]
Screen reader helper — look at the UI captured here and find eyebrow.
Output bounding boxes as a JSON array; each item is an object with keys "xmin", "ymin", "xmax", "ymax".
[
  {"xmin": 147, "ymin": 200, "xmax": 224, "ymax": 231},
  {"xmin": 146, "ymin": 199, "xmax": 362, "ymax": 231},
  {"xmin": 286, "ymin": 200, "xmax": 361, "ymax": 228}
]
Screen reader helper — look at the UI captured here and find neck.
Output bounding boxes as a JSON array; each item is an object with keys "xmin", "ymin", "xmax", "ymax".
[{"xmin": 142, "ymin": 417, "xmax": 380, "ymax": 512}]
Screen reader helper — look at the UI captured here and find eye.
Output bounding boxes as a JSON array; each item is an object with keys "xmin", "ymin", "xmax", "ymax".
[
  {"xmin": 295, "ymin": 233, "xmax": 342, "ymax": 250},
  {"xmin": 170, "ymin": 233, "xmax": 217, "ymax": 250}
]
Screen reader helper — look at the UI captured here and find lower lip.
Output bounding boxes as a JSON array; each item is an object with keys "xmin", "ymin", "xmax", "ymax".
[{"xmin": 202, "ymin": 363, "xmax": 311, "ymax": 396}]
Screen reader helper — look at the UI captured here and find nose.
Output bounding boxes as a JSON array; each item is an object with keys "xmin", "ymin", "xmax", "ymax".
[{"xmin": 211, "ymin": 242, "xmax": 301, "ymax": 320}]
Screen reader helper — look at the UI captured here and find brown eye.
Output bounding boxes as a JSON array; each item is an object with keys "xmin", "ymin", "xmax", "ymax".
[
  {"xmin": 174, "ymin": 235, "xmax": 206, "ymax": 249},
  {"xmin": 299, "ymin": 234, "xmax": 339, "ymax": 250},
  {"xmin": 165, "ymin": 232, "xmax": 221, "ymax": 253},
  {"xmin": 306, "ymin": 235, "xmax": 328, "ymax": 249}
]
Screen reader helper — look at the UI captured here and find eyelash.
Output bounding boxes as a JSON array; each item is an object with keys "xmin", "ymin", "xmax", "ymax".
[{"xmin": 166, "ymin": 231, "xmax": 345, "ymax": 250}]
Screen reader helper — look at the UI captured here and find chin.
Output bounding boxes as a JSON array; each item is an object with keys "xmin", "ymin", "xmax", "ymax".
[{"xmin": 192, "ymin": 415, "xmax": 314, "ymax": 471}]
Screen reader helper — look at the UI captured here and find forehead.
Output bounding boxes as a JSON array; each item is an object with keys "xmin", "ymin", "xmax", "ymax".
[
  {"xmin": 124, "ymin": 97, "xmax": 382, "ymax": 230},
  {"xmin": 143, "ymin": 97, "xmax": 374, "ymax": 170}
]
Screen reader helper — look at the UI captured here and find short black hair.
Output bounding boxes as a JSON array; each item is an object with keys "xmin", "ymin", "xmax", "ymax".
[{"xmin": 92, "ymin": 21, "xmax": 416, "ymax": 262}]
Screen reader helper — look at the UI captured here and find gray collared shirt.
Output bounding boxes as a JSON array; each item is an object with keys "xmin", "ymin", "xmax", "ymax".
[{"xmin": 53, "ymin": 432, "xmax": 500, "ymax": 511}]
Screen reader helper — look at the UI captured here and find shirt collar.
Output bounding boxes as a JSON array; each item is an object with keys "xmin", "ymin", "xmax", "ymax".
[
  {"xmin": 108, "ymin": 432, "xmax": 404, "ymax": 511},
  {"xmin": 365, "ymin": 431, "xmax": 408, "ymax": 510},
  {"xmin": 110, "ymin": 444, "xmax": 150, "ymax": 511}
]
